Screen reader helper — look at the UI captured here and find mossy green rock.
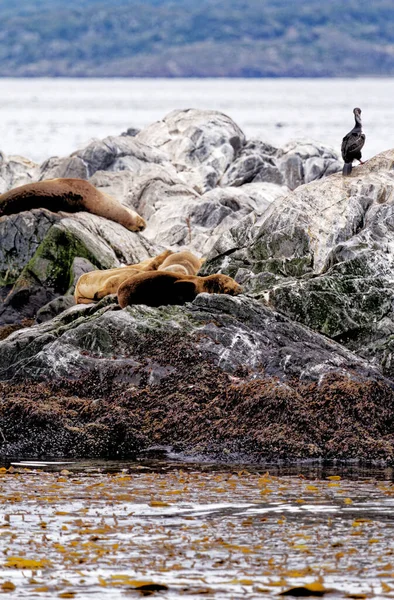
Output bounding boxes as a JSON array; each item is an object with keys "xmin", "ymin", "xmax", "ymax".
[{"xmin": 203, "ymin": 149, "xmax": 394, "ymax": 378}]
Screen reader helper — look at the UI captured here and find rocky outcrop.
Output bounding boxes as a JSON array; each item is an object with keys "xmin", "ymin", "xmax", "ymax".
[
  {"xmin": 136, "ymin": 109, "xmax": 246, "ymax": 193},
  {"xmin": 3, "ymin": 108, "xmax": 392, "ymax": 462},
  {"xmin": 1, "ymin": 293, "xmax": 394, "ymax": 461},
  {"xmin": 3, "ymin": 109, "xmax": 334, "ymax": 325},
  {"xmin": 203, "ymin": 149, "xmax": 394, "ymax": 377}
]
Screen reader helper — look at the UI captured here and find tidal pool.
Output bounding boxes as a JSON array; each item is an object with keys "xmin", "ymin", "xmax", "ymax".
[{"xmin": 1, "ymin": 460, "xmax": 394, "ymax": 599}]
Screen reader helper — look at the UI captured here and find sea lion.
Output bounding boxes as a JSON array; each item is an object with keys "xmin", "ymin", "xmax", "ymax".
[
  {"xmin": 74, "ymin": 249, "xmax": 173, "ymax": 305},
  {"xmin": 158, "ymin": 250, "xmax": 204, "ymax": 276},
  {"xmin": 0, "ymin": 178, "xmax": 146, "ymax": 232},
  {"xmin": 117, "ymin": 271, "xmax": 242, "ymax": 308}
]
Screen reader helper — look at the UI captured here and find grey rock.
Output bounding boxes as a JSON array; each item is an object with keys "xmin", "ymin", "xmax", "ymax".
[
  {"xmin": 203, "ymin": 149, "xmax": 394, "ymax": 378},
  {"xmin": 0, "ymin": 153, "xmax": 40, "ymax": 194},
  {"xmin": 136, "ymin": 109, "xmax": 246, "ymax": 193},
  {"xmin": 36, "ymin": 295, "xmax": 76, "ymax": 324},
  {"xmin": 0, "ymin": 293, "xmax": 381, "ymax": 385},
  {"xmin": 39, "ymin": 156, "xmax": 89, "ymax": 180},
  {"xmin": 40, "ymin": 135, "xmax": 176, "ymax": 181},
  {"xmin": 220, "ymin": 140, "xmax": 285, "ymax": 187},
  {"xmin": 221, "ymin": 138, "xmax": 340, "ymax": 191},
  {"xmin": 68, "ymin": 257, "xmax": 98, "ymax": 293}
]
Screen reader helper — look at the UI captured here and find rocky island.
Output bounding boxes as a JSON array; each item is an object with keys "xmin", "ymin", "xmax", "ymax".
[{"xmin": 1, "ymin": 108, "xmax": 394, "ymax": 463}]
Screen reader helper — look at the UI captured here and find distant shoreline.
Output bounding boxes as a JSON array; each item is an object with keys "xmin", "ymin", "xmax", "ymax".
[{"xmin": 0, "ymin": 75, "xmax": 392, "ymax": 80}]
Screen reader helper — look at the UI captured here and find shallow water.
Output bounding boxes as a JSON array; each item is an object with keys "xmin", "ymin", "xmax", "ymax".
[
  {"xmin": 0, "ymin": 77, "xmax": 393, "ymax": 162},
  {"xmin": 1, "ymin": 460, "xmax": 394, "ymax": 599}
]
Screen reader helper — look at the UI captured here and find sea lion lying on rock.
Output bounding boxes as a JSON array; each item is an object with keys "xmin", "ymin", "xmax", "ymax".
[
  {"xmin": 74, "ymin": 250, "xmax": 204, "ymax": 304},
  {"xmin": 117, "ymin": 271, "xmax": 242, "ymax": 308},
  {"xmin": 0, "ymin": 178, "xmax": 146, "ymax": 232},
  {"xmin": 75, "ymin": 250, "xmax": 174, "ymax": 304},
  {"xmin": 158, "ymin": 251, "xmax": 204, "ymax": 276}
]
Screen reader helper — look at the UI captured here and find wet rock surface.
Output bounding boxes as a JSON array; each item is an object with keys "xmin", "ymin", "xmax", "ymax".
[
  {"xmin": 1, "ymin": 294, "xmax": 393, "ymax": 461},
  {"xmin": 1, "ymin": 108, "xmax": 393, "ymax": 462},
  {"xmin": 0, "ymin": 293, "xmax": 379, "ymax": 383}
]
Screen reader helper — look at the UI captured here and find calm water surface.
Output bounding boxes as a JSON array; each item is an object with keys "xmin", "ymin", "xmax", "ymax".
[
  {"xmin": 1, "ymin": 459, "xmax": 394, "ymax": 599},
  {"xmin": 0, "ymin": 77, "xmax": 393, "ymax": 162}
]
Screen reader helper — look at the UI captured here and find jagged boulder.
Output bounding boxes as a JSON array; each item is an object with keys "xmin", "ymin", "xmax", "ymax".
[
  {"xmin": 136, "ymin": 109, "xmax": 246, "ymax": 193},
  {"xmin": 203, "ymin": 149, "xmax": 394, "ymax": 377},
  {"xmin": 39, "ymin": 134, "xmax": 177, "ymax": 181},
  {"xmin": 0, "ymin": 212, "xmax": 160, "ymax": 325}
]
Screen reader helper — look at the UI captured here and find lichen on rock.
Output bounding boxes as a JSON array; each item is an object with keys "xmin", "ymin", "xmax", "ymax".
[{"xmin": 2, "ymin": 109, "xmax": 394, "ymax": 462}]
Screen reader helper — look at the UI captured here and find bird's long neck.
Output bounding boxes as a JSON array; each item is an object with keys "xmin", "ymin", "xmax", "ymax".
[{"xmin": 354, "ymin": 113, "xmax": 362, "ymax": 131}]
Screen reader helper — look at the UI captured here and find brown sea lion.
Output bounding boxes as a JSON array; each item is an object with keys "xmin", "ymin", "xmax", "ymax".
[
  {"xmin": 117, "ymin": 271, "xmax": 242, "ymax": 308},
  {"xmin": 0, "ymin": 178, "xmax": 146, "ymax": 232},
  {"xmin": 74, "ymin": 249, "xmax": 173, "ymax": 305},
  {"xmin": 158, "ymin": 250, "xmax": 204, "ymax": 276}
]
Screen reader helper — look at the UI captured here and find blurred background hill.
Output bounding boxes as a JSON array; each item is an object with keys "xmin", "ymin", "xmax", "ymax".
[{"xmin": 1, "ymin": 0, "xmax": 394, "ymax": 77}]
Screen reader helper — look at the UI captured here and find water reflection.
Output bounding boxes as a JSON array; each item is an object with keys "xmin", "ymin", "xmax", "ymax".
[
  {"xmin": 2, "ymin": 455, "xmax": 394, "ymax": 480},
  {"xmin": 1, "ymin": 459, "xmax": 394, "ymax": 598}
]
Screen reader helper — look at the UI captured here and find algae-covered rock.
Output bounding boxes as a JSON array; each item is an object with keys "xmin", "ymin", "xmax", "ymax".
[
  {"xmin": 0, "ymin": 209, "xmax": 61, "ymax": 286},
  {"xmin": 1, "ymin": 293, "xmax": 393, "ymax": 462},
  {"xmin": 203, "ymin": 149, "xmax": 394, "ymax": 376},
  {"xmin": 0, "ymin": 293, "xmax": 381, "ymax": 383}
]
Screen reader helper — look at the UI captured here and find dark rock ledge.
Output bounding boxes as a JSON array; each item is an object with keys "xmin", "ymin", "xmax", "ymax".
[{"xmin": 1, "ymin": 294, "xmax": 394, "ymax": 463}]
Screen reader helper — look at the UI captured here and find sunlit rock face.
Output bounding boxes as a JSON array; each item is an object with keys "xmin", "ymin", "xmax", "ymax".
[
  {"xmin": 1, "ymin": 108, "xmax": 339, "ymax": 325},
  {"xmin": 0, "ymin": 152, "xmax": 39, "ymax": 194},
  {"xmin": 2, "ymin": 111, "xmax": 394, "ymax": 462},
  {"xmin": 203, "ymin": 149, "xmax": 394, "ymax": 376},
  {"xmin": 136, "ymin": 108, "xmax": 246, "ymax": 194}
]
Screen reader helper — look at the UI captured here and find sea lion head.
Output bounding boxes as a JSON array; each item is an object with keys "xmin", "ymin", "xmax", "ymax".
[
  {"xmin": 208, "ymin": 274, "xmax": 242, "ymax": 296},
  {"xmin": 133, "ymin": 214, "xmax": 147, "ymax": 232}
]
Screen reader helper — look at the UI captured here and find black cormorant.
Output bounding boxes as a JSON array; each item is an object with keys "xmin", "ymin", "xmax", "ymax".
[{"xmin": 341, "ymin": 107, "xmax": 365, "ymax": 176}]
